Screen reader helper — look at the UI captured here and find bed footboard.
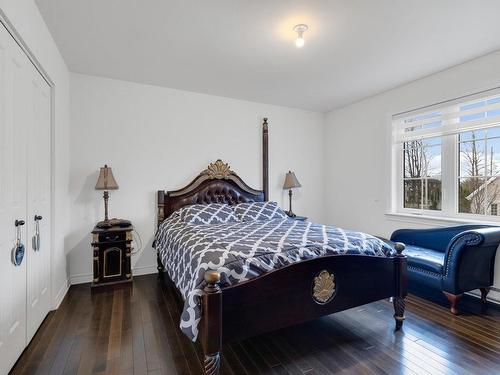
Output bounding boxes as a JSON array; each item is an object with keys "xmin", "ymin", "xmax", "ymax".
[{"xmin": 199, "ymin": 245, "xmax": 407, "ymax": 375}]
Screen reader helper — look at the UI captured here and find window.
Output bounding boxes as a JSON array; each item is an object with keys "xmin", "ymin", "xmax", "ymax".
[
  {"xmin": 458, "ymin": 129, "xmax": 500, "ymax": 215},
  {"xmin": 403, "ymin": 137, "xmax": 441, "ymax": 210},
  {"xmin": 393, "ymin": 89, "xmax": 500, "ymax": 220}
]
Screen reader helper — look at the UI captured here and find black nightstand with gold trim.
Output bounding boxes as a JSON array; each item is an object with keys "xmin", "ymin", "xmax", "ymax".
[{"xmin": 91, "ymin": 224, "xmax": 133, "ymax": 288}]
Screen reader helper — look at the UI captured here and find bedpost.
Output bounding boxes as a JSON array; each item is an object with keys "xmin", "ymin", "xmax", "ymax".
[
  {"xmin": 157, "ymin": 191, "xmax": 165, "ymax": 275},
  {"xmin": 157, "ymin": 251, "xmax": 164, "ymax": 275},
  {"xmin": 263, "ymin": 118, "xmax": 269, "ymax": 201},
  {"xmin": 157, "ymin": 190, "xmax": 165, "ymax": 228},
  {"xmin": 202, "ymin": 271, "xmax": 222, "ymax": 375},
  {"xmin": 393, "ymin": 242, "xmax": 407, "ymax": 330}
]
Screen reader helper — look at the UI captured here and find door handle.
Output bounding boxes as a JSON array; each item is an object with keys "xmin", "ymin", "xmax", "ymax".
[
  {"xmin": 13, "ymin": 219, "xmax": 25, "ymax": 266},
  {"xmin": 33, "ymin": 215, "xmax": 42, "ymax": 251}
]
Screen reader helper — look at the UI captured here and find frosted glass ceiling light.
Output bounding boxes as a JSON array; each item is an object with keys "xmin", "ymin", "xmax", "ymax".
[{"xmin": 293, "ymin": 24, "xmax": 308, "ymax": 48}]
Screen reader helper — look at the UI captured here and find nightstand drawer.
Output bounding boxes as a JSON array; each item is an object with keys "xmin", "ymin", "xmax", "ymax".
[
  {"xmin": 92, "ymin": 229, "xmax": 133, "ymax": 246},
  {"xmin": 96, "ymin": 230, "xmax": 129, "ymax": 243}
]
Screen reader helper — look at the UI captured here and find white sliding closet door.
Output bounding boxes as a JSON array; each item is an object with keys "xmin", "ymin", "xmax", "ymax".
[
  {"xmin": 0, "ymin": 22, "xmax": 52, "ymax": 373},
  {"xmin": 0, "ymin": 23, "xmax": 29, "ymax": 375},
  {"xmin": 26, "ymin": 66, "xmax": 51, "ymax": 342}
]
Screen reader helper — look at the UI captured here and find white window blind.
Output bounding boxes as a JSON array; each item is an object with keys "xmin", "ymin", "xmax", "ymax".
[{"xmin": 393, "ymin": 88, "xmax": 500, "ymax": 142}]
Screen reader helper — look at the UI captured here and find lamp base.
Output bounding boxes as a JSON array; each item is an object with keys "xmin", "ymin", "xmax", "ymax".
[
  {"xmin": 287, "ymin": 189, "xmax": 296, "ymax": 218},
  {"xmin": 96, "ymin": 220, "xmax": 112, "ymax": 229}
]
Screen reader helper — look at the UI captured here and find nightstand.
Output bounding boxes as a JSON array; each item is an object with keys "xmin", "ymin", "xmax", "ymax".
[{"xmin": 91, "ymin": 223, "xmax": 133, "ymax": 288}]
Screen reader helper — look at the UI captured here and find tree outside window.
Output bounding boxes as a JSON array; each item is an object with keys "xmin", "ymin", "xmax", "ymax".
[
  {"xmin": 403, "ymin": 137, "xmax": 441, "ymax": 210},
  {"xmin": 459, "ymin": 129, "xmax": 500, "ymax": 216}
]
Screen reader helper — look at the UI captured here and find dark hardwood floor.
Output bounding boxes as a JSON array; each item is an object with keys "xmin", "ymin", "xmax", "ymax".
[{"xmin": 10, "ymin": 274, "xmax": 500, "ymax": 375}]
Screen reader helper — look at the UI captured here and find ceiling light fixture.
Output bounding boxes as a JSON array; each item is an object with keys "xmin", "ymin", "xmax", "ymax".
[{"xmin": 293, "ymin": 24, "xmax": 308, "ymax": 48}]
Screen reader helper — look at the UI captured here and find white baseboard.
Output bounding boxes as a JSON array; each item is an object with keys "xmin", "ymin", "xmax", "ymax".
[
  {"xmin": 467, "ymin": 287, "xmax": 500, "ymax": 305},
  {"xmin": 53, "ymin": 279, "xmax": 70, "ymax": 309},
  {"xmin": 70, "ymin": 272, "xmax": 93, "ymax": 285},
  {"xmin": 69, "ymin": 264, "xmax": 159, "ymax": 285},
  {"xmin": 132, "ymin": 264, "xmax": 159, "ymax": 276}
]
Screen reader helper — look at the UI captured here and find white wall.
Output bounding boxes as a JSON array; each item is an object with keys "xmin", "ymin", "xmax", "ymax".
[
  {"xmin": 69, "ymin": 73, "xmax": 325, "ymax": 283},
  {"xmin": 0, "ymin": 0, "xmax": 71, "ymax": 307},
  {"xmin": 324, "ymin": 50, "xmax": 500, "ymax": 302}
]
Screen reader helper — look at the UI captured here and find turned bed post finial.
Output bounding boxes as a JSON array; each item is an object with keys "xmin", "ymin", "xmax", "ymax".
[
  {"xmin": 393, "ymin": 241, "xmax": 406, "ymax": 330},
  {"xmin": 203, "ymin": 271, "xmax": 222, "ymax": 375},
  {"xmin": 263, "ymin": 118, "xmax": 269, "ymax": 201},
  {"xmin": 204, "ymin": 270, "xmax": 221, "ymax": 292},
  {"xmin": 394, "ymin": 242, "xmax": 405, "ymax": 256}
]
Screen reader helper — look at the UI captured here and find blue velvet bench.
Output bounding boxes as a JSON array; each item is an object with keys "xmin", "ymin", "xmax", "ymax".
[{"xmin": 389, "ymin": 225, "xmax": 500, "ymax": 314}]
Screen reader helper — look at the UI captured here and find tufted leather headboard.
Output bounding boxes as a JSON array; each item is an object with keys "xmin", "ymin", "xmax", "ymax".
[
  {"xmin": 157, "ymin": 159, "xmax": 265, "ymax": 227},
  {"xmin": 157, "ymin": 119, "xmax": 269, "ymax": 227}
]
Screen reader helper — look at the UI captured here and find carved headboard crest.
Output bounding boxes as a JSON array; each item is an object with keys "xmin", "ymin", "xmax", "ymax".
[{"xmin": 203, "ymin": 159, "xmax": 232, "ymax": 179}]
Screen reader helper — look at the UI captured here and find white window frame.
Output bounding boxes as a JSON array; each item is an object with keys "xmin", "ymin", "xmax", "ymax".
[{"xmin": 391, "ymin": 90, "xmax": 500, "ymax": 223}]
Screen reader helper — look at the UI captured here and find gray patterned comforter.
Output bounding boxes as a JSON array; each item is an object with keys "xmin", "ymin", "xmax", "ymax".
[{"xmin": 154, "ymin": 213, "xmax": 395, "ymax": 341}]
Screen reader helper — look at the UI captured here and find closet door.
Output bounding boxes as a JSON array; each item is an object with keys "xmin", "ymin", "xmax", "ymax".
[
  {"xmin": 0, "ymin": 24, "xmax": 29, "ymax": 375},
  {"xmin": 26, "ymin": 65, "xmax": 51, "ymax": 342}
]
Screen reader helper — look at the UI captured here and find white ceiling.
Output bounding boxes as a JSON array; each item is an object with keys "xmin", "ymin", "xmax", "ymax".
[{"xmin": 36, "ymin": 0, "xmax": 500, "ymax": 112}]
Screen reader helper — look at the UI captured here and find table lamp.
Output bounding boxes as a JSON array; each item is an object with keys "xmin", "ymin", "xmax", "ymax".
[
  {"xmin": 95, "ymin": 164, "xmax": 119, "ymax": 224},
  {"xmin": 283, "ymin": 171, "xmax": 301, "ymax": 217}
]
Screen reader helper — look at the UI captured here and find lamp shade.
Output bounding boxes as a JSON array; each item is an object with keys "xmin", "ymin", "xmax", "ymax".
[
  {"xmin": 283, "ymin": 171, "xmax": 301, "ymax": 189},
  {"xmin": 95, "ymin": 165, "xmax": 119, "ymax": 190}
]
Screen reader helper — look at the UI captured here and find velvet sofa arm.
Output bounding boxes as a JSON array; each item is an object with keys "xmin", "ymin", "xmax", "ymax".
[{"xmin": 390, "ymin": 225, "xmax": 490, "ymax": 252}]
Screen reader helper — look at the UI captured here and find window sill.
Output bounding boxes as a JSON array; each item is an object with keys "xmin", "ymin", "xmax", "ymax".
[{"xmin": 385, "ymin": 212, "xmax": 500, "ymax": 227}]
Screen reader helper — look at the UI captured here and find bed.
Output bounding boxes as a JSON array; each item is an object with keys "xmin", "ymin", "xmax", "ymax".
[{"xmin": 155, "ymin": 119, "xmax": 407, "ymax": 375}]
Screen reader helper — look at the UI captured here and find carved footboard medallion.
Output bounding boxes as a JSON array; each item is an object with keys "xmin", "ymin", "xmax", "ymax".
[{"xmin": 312, "ymin": 270, "xmax": 336, "ymax": 304}]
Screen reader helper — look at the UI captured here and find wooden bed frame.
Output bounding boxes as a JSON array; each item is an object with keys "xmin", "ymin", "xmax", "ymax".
[{"xmin": 156, "ymin": 118, "xmax": 407, "ymax": 375}]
